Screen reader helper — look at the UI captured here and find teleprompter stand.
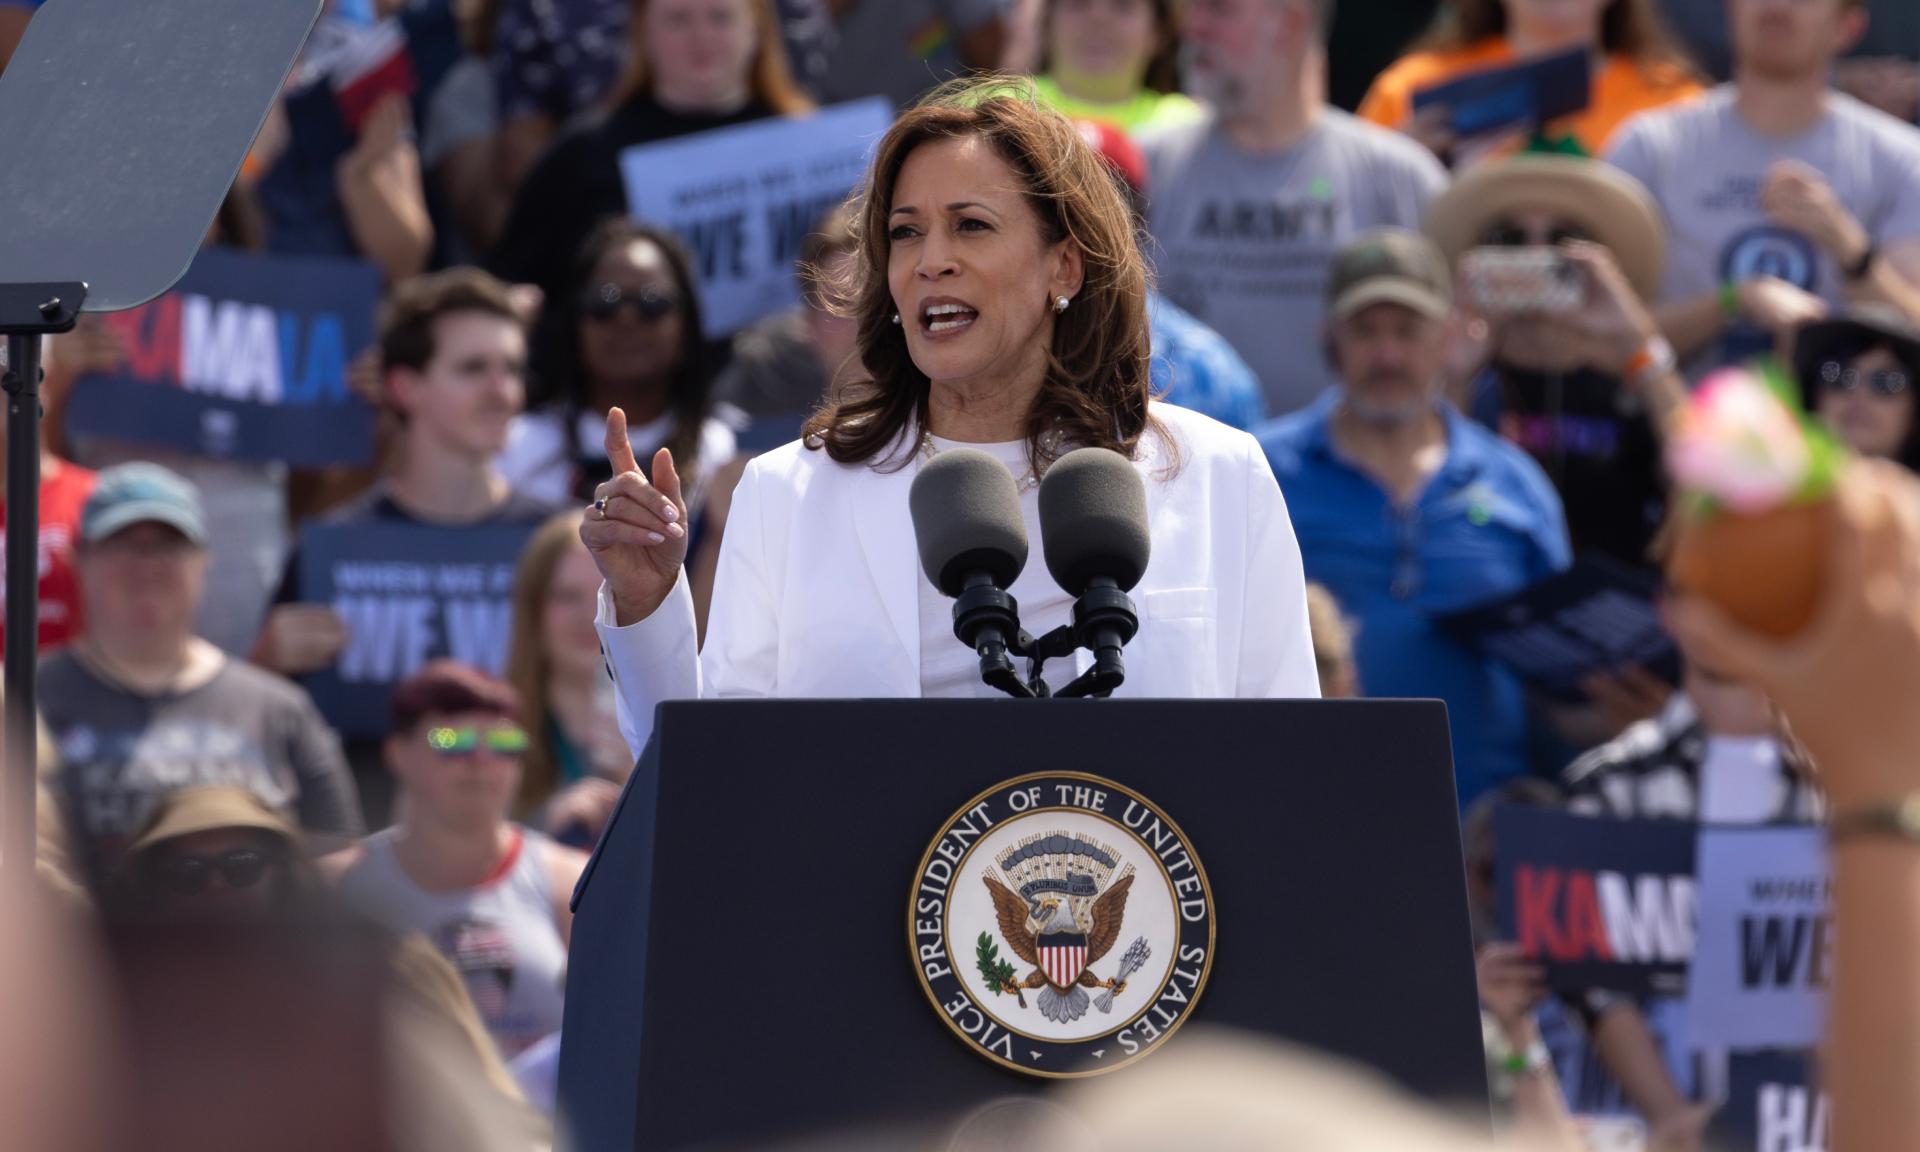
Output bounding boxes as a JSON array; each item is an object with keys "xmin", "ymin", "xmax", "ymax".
[{"xmin": 0, "ymin": 0, "xmax": 323, "ymax": 890}]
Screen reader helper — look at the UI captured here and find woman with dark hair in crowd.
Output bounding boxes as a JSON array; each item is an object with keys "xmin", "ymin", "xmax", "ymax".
[
  {"xmin": 489, "ymin": 0, "xmax": 814, "ymax": 304},
  {"xmin": 1359, "ymin": 0, "xmax": 1703, "ymax": 163},
  {"xmin": 1797, "ymin": 307, "xmax": 1920, "ymax": 474},
  {"xmin": 582, "ymin": 78, "xmax": 1320, "ymax": 754},
  {"xmin": 498, "ymin": 219, "xmax": 737, "ymax": 510},
  {"xmin": 1029, "ymin": 0, "xmax": 1200, "ymax": 135}
]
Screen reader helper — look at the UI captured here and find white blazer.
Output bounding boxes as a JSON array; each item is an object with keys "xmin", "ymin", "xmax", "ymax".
[{"xmin": 596, "ymin": 402, "xmax": 1321, "ymax": 755}]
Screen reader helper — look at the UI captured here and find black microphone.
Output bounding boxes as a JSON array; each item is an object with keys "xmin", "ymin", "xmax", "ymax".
[
  {"xmin": 1038, "ymin": 447, "xmax": 1149, "ymax": 699},
  {"xmin": 910, "ymin": 448, "xmax": 1035, "ymax": 698}
]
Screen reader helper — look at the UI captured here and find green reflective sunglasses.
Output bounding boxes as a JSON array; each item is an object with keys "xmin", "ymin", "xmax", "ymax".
[{"xmin": 426, "ymin": 725, "xmax": 530, "ymax": 756}]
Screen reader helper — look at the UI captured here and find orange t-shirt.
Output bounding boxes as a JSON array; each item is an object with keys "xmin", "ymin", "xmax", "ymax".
[
  {"xmin": 1358, "ymin": 39, "xmax": 1704, "ymax": 158},
  {"xmin": 0, "ymin": 460, "xmax": 96, "ymax": 655}
]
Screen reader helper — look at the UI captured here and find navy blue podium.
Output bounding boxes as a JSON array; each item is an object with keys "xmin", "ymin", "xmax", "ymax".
[{"xmin": 561, "ymin": 699, "xmax": 1484, "ymax": 1150}]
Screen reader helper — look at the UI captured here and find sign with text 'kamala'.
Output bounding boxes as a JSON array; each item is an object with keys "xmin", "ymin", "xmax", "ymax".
[
  {"xmin": 296, "ymin": 522, "xmax": 535, "ymax": 737},
  {"xmin": 1496, "ymin": 807, "xmax": 1696, "ymax": 995},
  {"xmin": 1687, "ymin": 827, "xmax": 1830, "ymax": 1051},
  {"xmin": 66, "ymin": 247, "xmax": 381, "ymax": 466},
  {"xmin": 620, "ymin": 98, "xmax": 893, "ymax": 338}
]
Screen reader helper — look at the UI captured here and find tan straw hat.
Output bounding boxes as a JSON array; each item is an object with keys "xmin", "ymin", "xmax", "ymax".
[
  {"xmin": 1424, "ymin": 155, "xmax": 1667, "ymax": 300},
  {"xmin": 125, "ymin": 787, "xmax": 297, "ymax": 857}
]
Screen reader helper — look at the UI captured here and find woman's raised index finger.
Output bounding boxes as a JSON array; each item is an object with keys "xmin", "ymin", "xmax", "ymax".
[{"xmin": 605, "ymin": 406, "xmax": 642, "ymax": 475}]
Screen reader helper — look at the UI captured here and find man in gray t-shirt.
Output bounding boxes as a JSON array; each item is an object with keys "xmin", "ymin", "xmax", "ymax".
[
  {"xmin": 41, "ymin": 462, "xmax": 361, "ymax": 887},
  {"xmin": 1604, "ymin": 0, "xmax": 1920, "ymax": 375},
  {"xmin": 1141, "ymin": 0, "xmax": 1447, "ymax": 417}
]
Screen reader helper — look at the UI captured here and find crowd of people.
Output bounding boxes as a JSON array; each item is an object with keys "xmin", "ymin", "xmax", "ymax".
[{"xmin": 11, "ymin": 0, "xmax": 1920, "ymax": 1147}]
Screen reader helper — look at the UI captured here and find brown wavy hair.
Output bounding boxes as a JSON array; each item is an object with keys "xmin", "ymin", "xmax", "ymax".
[
  {"xmin": 504, "ymin": 511, "xmax": 587, "ymax": 817},
  {"xmin": 802, "ymin": 77, "xmax": 1157, "ymax": 475},
  {"xmin": 1416, "ymin": 0, "xmax": 1699, "ymax": 79},
  {"xmin": 609, "ymin": 0, "xmax": 814, "ymax": 115}
]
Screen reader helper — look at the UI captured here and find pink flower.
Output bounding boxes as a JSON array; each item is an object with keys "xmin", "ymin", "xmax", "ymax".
[{"xmin": 1668, "ymin": 369, "xmax": 1812, "ymax": 514}]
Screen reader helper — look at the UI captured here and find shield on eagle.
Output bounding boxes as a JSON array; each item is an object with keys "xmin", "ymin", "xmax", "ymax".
[{"xmin": 1037, "ymin": 931, "xmax": 1089, "ymax": 988}]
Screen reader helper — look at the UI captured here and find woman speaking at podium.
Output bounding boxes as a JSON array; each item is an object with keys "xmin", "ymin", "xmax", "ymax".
[{"xmin": 582, "ymin": 78, "xmax": 1320, "ymax": 754}]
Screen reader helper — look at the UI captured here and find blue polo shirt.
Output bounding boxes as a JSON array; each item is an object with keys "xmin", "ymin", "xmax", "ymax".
[{"xmin": 1258, "ymin": 393, "xmax": 1571, "ymax": 806}]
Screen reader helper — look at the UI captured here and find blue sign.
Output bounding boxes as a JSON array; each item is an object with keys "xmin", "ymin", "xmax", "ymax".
[
  {"xmin": 295, "ymin": 521, "xmax": 538, "ymax": 737},
  {"xmin": 66, "ymin": 247, "xmax": 381, "ymax": 466},
  {"xmin": 1687, "ymin": 826, "xmax": 1829, "ymax": 1051},
  {"xmin": 621, "ymin": 98, "xmax": 894, "ymax": 338},
  {"xmin": 1496, "ymin": 808, "xmax": 1697, "ymax": 995},
  {"xmin": 1708, "ymin": 1050, "xmax": 1825, "ymax": 1151},
  {"xmin": 1412, "ymin": 46, "xmax": 1593, "ymax": 141},
  {"xmin": 1434, "ymin": 557, "xmax": 1678, "ymax": 703}
]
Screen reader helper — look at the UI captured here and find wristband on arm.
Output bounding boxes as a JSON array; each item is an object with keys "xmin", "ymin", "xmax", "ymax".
[{"xmin": 1719, "ymin": 281, "xmax": 1743, "ymax": 324}]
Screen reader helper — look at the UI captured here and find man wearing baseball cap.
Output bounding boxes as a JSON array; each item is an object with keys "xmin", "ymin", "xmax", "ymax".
[
  {"xmin": 1257, "ymin": 229, "xmax": 1571, "ymax": 807},
  {"xmin": 40, "ymin": 463, "xmax": 362, "ymax": 889}
]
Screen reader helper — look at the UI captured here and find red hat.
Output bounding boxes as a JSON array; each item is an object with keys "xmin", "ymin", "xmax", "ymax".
[{"xmin": 1073, "ymin": 119, "xmax": 1148, "ymax": 199}]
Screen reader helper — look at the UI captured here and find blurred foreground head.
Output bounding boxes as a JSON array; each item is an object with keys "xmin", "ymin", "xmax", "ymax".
[{"xmin": 772, "ymin": 1031, "xmax": 1505, "ymax": 1152}]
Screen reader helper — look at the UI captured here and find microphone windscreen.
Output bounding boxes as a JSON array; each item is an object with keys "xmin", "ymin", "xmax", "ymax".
[
  {"xmin": 1038, "ymin": 447, "xmax": 1149, "ymax": 595},
  {"xmin": 909, "ymin": 447, "xmax": 1029, "ymax": 597}
]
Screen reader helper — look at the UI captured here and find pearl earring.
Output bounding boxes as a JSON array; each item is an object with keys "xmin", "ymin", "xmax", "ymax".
[
  {"xmin": 1053, "ymin": 295, "xmax": 1071, "ymax": 314},
  {"xmin": 891, "ymin": 313, "xmax": 901, "ymax": 325}
]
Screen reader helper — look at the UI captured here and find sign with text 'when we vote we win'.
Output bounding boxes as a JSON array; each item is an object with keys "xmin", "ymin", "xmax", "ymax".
[
  {"xmin": 621, "ymin": 98, "xmax": 893, "ymax": 339},
  {"xmin": 297, "ymin": 522, "xmax": 537, "ymax": 737},
  {"xmin": 66, "ymin": 247, "xmax": 381, "ymax": 466}
]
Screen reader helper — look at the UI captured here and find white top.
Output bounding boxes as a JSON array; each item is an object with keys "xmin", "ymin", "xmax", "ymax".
[
  {"xmin": 593, "ymin": 402, "xmax": 1321, "ymax": 756},
  {"xmin": 915, "ymin": 436, "xmax": 1077, "ymax": 699},
  {"xmin": 1697, "ymin": 735, "xmax": 1786, "ymax": 825},
  {"xmin": 336, "ymin": 827, "xmax": 567, "ymax": 1058},
  {"xmin": 495, "ymin": 408, "xmax": 738, "ymax": 509}
]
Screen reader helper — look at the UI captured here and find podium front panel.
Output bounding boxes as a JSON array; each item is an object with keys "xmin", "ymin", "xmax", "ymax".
[{"xmin": 562, "ymin": 699, "xmax": 1483, "ymax": 1150}]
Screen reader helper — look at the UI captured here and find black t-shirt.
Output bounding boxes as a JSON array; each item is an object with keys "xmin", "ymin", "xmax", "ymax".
[
  {"xmin": 1481, "ymin": 365, "xmax": 1667, "ymax": 571},
  {"xmin": 489, "ymin": 94, "xmax": 780, "ymax": 302}
]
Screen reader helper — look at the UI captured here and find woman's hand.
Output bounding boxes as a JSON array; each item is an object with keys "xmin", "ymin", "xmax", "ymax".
[
  {"xmin": 580, "ymin": 407, "xmax": 689, "ymax": 626},
  {"xmin": 1666, "ymin": 460, "xmax": 1920, "ymax": 809},
  {"xmin": 1476, "ymin": 941, "xmax": 1547, "ymax": 1045}
]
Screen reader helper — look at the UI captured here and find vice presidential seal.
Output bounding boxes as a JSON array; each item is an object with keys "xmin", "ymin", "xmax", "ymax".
[{"xmin": 909, "ymin": 772, "xmax": 1214, "ymax": 1078}]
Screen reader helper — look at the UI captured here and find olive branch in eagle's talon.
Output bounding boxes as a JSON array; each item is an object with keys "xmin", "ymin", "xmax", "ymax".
[{"xmin": 976, "ymin": 932, "xmax": 1027, "ymax": 1007}]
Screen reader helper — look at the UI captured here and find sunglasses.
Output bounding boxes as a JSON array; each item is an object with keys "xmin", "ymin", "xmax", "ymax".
[
  {"xmin": 1819, "ymin": 361, "xmax": 1910, "ymax": 397},
  {"xmin": 151, "ymin": 848, "xmax": 280, "ymax": 896},
  {"xmin": 1480, "ymin": 220, "xmax": 1593, "ymax": 248},
  {"xmin": 578, "ymin": 283, "xmax": 683, "ymax": 323},
  {"xmin": 426, "ymin": 725, "xmax": 531, "ymax": 756}
]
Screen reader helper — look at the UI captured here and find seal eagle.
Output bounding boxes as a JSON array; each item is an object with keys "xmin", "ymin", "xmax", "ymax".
[{"xmin": 983, "ymin": 869, "xmax": 1134, "ymax": 1024}]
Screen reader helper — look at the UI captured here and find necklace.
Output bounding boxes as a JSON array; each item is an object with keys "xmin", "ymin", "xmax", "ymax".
[{"xmin": 919, "ymin": 430, "xmax": 1042, "ymax": 493}]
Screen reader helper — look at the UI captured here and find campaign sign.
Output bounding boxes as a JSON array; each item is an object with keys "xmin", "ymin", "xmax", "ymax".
[
  {"xmin": 621, "ymin": 98, "xmax": 894, "ymax": 338},
  {"xmin": 1496, "ymin": 808, "xmax": 1696, "ymax": 995},
  {"xmin": 296, "ymin": 522, "xmax": 535, "ymax": 737},
  {"xmin": 1707, "ymin": 1050, "xmax": 1826, "ymax": 1152},
  {"xmin": 66, "ymin": 247, "xmax": 381, "ymax": 466},
  {"xmin": 1687, "ymin": 827, "xmax": 1829, "ymax": 1051},
  {"xmin": 1412, "ymin": 46, "xmax": 1593, "ymax": 141},
  {"xmin": 1434, "ymin": 557, "xmax": 1677, "ymax": 703}
]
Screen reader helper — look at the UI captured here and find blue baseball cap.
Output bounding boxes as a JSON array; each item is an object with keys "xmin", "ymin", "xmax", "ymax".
[{"xmin": 80, "ymin": 463, "xmax": 208, "ymax": 546}]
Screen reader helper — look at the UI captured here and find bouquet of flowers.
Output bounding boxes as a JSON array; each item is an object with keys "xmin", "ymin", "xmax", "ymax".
[{"xmin": 1665, "ymin": 361, "xmax": 1846, "ymax": 636}]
